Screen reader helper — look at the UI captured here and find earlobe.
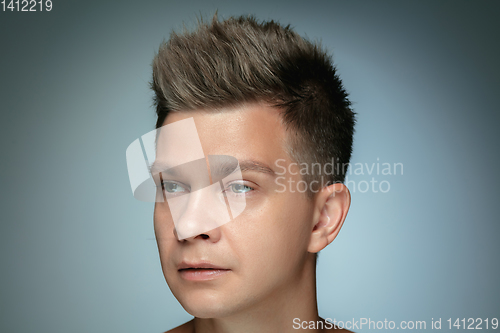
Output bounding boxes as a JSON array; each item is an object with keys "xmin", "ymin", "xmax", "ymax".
[{"xmin": 308, "ymin": 183, "xmax": 351, "ymax": 253}]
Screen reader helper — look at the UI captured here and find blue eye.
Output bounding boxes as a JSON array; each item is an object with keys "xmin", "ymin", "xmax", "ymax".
[
  {"xmin": 163, "ymin": 181, "xmax": 188, "ymax": 193},
  {"xmin": 228, "ymin": 183, "xmax": 253, "ymax": 194}
]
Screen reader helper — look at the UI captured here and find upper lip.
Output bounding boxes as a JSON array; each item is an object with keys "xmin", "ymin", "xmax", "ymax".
[{"xmin": 177, "ymin": 261, "xmax": 229, "ymax": 270}]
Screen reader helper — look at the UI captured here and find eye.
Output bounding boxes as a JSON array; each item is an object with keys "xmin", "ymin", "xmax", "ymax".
[
  {"xmin": 227, "ymin": 183, "xmax": 253, "ymax": 194},
  {"xmin": 162, "ymin": 181, "xmax": 189, "ymax": 194}
]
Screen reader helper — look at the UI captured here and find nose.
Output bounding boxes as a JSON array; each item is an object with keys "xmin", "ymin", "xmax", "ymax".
[
  {"xmin": 175, "ymin": 223, "xmax": 222, "ymax": 243},
  {"xmin": 168, "ymin": 181, "xmax": 230, "ymax": 241}
]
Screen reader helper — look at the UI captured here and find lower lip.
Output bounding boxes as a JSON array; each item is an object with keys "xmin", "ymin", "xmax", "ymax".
[{"xmin": 179, "ymin": 269, "xmax": 231, "ymax": 281}]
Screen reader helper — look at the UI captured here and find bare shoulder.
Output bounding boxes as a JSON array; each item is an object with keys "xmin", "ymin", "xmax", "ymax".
[
  {"xmin": 164, "ymin": 320, "xmax": 194, "ymax": 333},
  {"xmin": 163, "ymin": 318, "xmax": 353, "ymax": 332}
]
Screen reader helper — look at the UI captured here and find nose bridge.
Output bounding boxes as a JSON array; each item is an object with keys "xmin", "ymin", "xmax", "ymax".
[{"xmin": 170, "ymin": 181, "xmax": 231, "ymax": 240}]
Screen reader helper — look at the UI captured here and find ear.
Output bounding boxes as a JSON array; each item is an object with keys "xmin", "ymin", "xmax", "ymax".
[{"xmin": 308, "ymin": 183, "xmax": 351, "ymax": 253}]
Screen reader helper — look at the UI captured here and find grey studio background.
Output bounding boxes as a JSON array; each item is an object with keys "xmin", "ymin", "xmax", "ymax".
[{"xmin": 1, "ymin": 0, "xmax": 499, "ymax": 332}]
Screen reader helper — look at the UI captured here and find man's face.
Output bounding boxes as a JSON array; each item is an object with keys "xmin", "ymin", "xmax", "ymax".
[{"xmin": 154, "ymin": 103, "xmax": 316, "ymax": 318}]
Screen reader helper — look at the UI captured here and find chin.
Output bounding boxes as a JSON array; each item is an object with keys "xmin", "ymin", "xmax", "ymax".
[
  {"xmin": 173, "ymin": 286, "xmax": 249, "ymax": 319},
  {"xmin": 180, "ymin": 296, "xmax": 236, "ymax": 318}
]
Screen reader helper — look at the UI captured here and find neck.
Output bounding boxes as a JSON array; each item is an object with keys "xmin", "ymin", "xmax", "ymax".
[{"xmin": 192, "ymin": 254, "xmax": 322, "ymax": 333}]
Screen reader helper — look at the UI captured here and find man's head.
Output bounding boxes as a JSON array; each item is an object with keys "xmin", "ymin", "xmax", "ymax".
[{"xmin": 150, "ymin": 15, "xmax": 354, "ymax": 319}]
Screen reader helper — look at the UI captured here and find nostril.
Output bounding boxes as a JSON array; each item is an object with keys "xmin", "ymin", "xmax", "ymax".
[{"xmin": 200, "ymin": 234, "xmax": 209, "ymax": 239}]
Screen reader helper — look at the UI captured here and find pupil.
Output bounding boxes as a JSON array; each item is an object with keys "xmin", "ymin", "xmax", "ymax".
[{"xmin": 234, "ymin": 184, "xmax": 245, "ymax": 193}]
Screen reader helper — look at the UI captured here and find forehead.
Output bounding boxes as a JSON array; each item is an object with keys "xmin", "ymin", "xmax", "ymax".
[{"xmin": 163, "ymin": 104, "xmax": 290, "ymax": 163}]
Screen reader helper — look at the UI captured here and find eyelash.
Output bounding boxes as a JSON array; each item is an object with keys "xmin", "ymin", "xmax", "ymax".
[
  {"xmin": 160, "ymin": 180, "xmax": 189, "ymax": 193},
  {"xmin": 224, "ymin": 182, "xmax": 254, "ymax": 195},
  {"xmin": 158, "ymin": 180, "xmax": 255, "ymax": 196}
]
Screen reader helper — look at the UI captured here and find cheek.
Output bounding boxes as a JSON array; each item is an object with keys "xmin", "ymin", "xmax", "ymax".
[
  {"xmin": 231, "ymin": 193, "xmax": 312, "ymax": 271},
  {"xmin": 153, "ymin": 205, "xmax": 179, "ymax": 284},
  {"xmin": 154, "ymin": 203, "xmax": 176, "ymax": 245}
]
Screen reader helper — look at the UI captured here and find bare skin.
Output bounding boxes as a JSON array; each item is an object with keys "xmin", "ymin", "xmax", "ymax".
[
  {"xmin": 166, "ymin": 317, "xmax": 353, "ymax": 332},
  {"xmin": 156, "ymin": 103, "xmax": 351, "ymax": 333}
]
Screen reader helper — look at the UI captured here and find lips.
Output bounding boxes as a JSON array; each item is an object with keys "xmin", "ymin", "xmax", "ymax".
[
  {"xmin": 178, "ymin": 262, "xmax": 228, "ymax": 270},
  {"xmin": 177, "ymin": 261, "xmax": 231, "ymax": 281}
]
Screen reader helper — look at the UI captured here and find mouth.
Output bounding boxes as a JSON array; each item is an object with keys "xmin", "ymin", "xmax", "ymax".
[{"xmin": 178, "ymin": 262, "xmax": 231, "ymax": 281}]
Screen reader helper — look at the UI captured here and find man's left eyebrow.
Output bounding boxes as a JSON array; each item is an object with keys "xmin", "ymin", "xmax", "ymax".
[
  {"xmin": 150, "ymin": 158, "xmax": 276, "ymax": 177},
  {"xmin": 209, "ymin": 159, "xmax": 276, "ymax": 179},
  {"xmin": 237, "ymin": 160, "xmax": 276, "ymax": 176}
]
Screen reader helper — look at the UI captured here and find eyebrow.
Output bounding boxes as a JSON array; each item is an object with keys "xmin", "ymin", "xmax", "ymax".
[
  {"xmin": 149, "ymin": 159, "xmax": 276, "ymax": 177},
  {"xmin": 238, "ymin": 160, "xmax": 276, "ymax": 176},
  {"xmin": 210, "ymin": 159, "xmax": 276, "ymax": 179},
  {"xmin": 149, "ymin": 161, "xmax": 175, "ymax": 176}
]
